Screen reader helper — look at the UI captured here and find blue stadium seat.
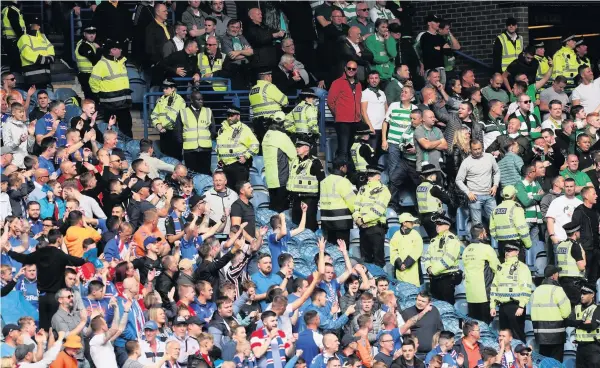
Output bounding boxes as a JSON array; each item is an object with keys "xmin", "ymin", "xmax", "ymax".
[
  {"xmin": 251, "ymin": 190, "xmax": 270, "ymax": 209},
  {"xmin": 64, "ymin": 104, "xmax": 82, "ymax": 124},
  {"xmin": 130, "ymin": 78, "xmax": 146, "ymax": 104},
  {"xmin": 55, "ymin": 88, "xmax": 78, "ymax": 101},
  {"xmin": 380, "ymin": 171, "xmax": 389, "ymax": 185},
  {"xmin": 562, "ymin": 357, "xmax": 576, "ymax": 368},
  {"xmin": 386, "ymin": 225, "xmax": 400, "ymax": 240},
  {"xmin": 192, "ymin": 174, "xmax": 212, "ymax": 194},
  {"xmin": 454, "ymin": 299, "xmax": 468, "ymax": 316},
  {"xmin": 252, "ymin": 155, "xmax": 264, "ymax": 174},
  {"xmin": 125, "ymin": 140, "xmax": 141, "ymax": 159},
  {"xmin": 249, "ymin": 171, "xmax": 265, "ymax": 187},
  {"xmin": 456, "ymin": 207, "xmax": 469, "ymax": 239},
  {"xmin": 398, "ymin": 190, "xmax": 415, "ymax": 207},
  {"xmin": 15, "ymin": 89, "xmax": 28, "ymax": 102}
]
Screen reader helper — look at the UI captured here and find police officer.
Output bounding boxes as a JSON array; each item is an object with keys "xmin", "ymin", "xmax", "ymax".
[
  {"xmin": 286, "ymin": 88, "xmax": 320, "ymax": 137},
  {"xmin": 557, "ymin": 221, "xmax": 587, "ymax": 306},
  {"xmin": 353, "ymin": 165, "xmax": 390, "ymax": 267},
  {"xmin": 573, "ymin": 39, "xmax": 591, "ymax": 86},
  {"xmin": 416, "ymin": 164, "xmax": 452, "ymax": 238},
  {"xmin": 17, "ymin": 16, "xmax": 54, "ymax": 89},
  {"xmin": 1, "ymin": 0, "xmax": 25, "ymax": 71},
  {"xmin": 390, "ymin": 213, "xmax": 423, "ymax": 287},
  {"xmin": 489, "ymin": 185, "xmax": 532, "ymax": 262},
  {"xmin": 89, "ymin": 39, "xmax": 133, "ymax": 137},
  {"xmin": 177, "ymin": 90, "xmax": 215, "ymax": 174},
  {"xmin": 262, "ymin": 111, "xmax": 296, "ymax": 212},
  {"xmin": 490, "ymin": 241, "xmax": 533, "ymax": 343},
  {"xmin": 320, "ymin": 156, "xmax": 356, "ymax": 245},
  {"xmin": 152, "ymin": 78, "xmax": 187, "ymax": 160},
  {"xmin": 423, "ymin": 213, "xmax": 461, "ymax": 304},
  {"xmin": 531, "ymin": 265, "xmax": 572, "ymax": 362},
  {"xmin": 569, "ymin": 282, "xmax": 600, "ymax": 368},
  {"xmin": 75, "ymin": 26, "xmax": 101, "ymax": 99},
  {"xmin": 249, "ymin": 69, "xmax": 288, "ymax": 143},
  {"xmin": 287, "ymin": 134, "xmax": 325, "ymax": 232},
  {"xmin": 216, "ymin": 106, "xmax": 259, "ymax": 191},
  {"xmin": 350, "ymin": 123, "xmax": 376, "ymax": 189},
  {"xmin": 463, "ymin": 224, "xmax": 500, "ymax": 324},
  {"xmin": 533, "ymin": 42, "xmax": 552, "ymax": 91},
  {"xmin": 493, "ymin": 17, "xmax": 523, "ymax": 73},
  {"xmin": 552, "ymin": 34, "xmax": 579, "ymax": 93}
]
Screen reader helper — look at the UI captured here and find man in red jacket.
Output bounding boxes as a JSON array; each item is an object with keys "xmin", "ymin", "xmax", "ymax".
[{"xmin": 327, "ymin": 60, "xmax": 363, "ymax": 165}]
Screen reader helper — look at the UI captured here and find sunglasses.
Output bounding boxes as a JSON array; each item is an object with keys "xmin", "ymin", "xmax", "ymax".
[
  {"xmin": 521, "ymin": 100, "xmax": 531, "ymax": 103},
  {"xmin": 359, "ymin": 8, "xmax": 370, "ymax": 11},
  {"xmin": 519, "ymin": 352, "xmax": 530, "ymax": 356},
  {"xmin": 62, "ymin": 295, "xmax": 74, "ymax": 299},
  {"xmin": 206, "ymin": 43, "xmax": 217, "ymax": 46},
  {"xmin": 5, "ymin": 77, "xmax": 16, "ymax": 81},
  {"xmin": 346, "ymin": 67, "xmax": 357, "ymax": 71},
  {"xmin": 111, "ymin": 159, "xmax": 121, "ymax": 163}
]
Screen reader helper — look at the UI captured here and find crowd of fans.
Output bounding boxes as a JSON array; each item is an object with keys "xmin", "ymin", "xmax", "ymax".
[{"xmin": 1, "ymin": 1, "xmax": 600, "ymax": 368}]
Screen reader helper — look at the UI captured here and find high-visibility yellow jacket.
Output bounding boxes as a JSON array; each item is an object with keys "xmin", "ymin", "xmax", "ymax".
[
  {"xmin": 285, "ymin": 100, "xmax": 319, "ymax": 135},
  {"xmin": 320, "ymin": 173, "xmax": 355, "ymax": 231},
  {"xmin": 17, "ymin": 30, "xmax": 54, "ymax": 85},
  {"xmin": 552, "ymin": 46, "xmax": 578, "ymax": 87},
  {"xmin": 423, "ymin": 229, "xmax": 461, "ymax": 276},
  {"xmin": 416, "ymin": 181, "xmax": 443, "ymax": 214},
  {"xmin": 556, "ymin": 240, "xmax": 586, "ymax": 278},
  {"xmin": 287, "ymin": 156, "xmax": 319, "ymax": 194},
  {"xmin": 389, "ymin": 228, "xmax": 423, "ymax": 286},
  {"xmin": 574, "ymin": 304, "xmax": 600, "ymax": 343},
  {"xmin": 535, "ymin": 55, "xmax": 551, "ymax": 86},
  {"xmin": 151, "ymin": 91, "xmax": 186, "ymax": 131},
  {"xmin": 75, "ymin": 39, "xmax": 98, "ymax": 73},
  {"xmin": 1, "ymin": 5, "xmax": 25, "ymax": 39},
  {"xmin": 249, "ymin": 80, "xmax": 288, "ymax": 119},
  {"xmin": 531, "ymin": 282, "xmax": 571, "ymax": 345},
  {"xmin": 216, "ymin": 120, "xmax": 259, "ymax": 165},
  {"xmin": 463, "ymin": 242, "xmax": 500, "ymax": 303},
  {"xmin": 490, "ymin": 256, "xmax": 533, "ymax": 309},
  {"xmin": 181, "ymin": 107, "xmax": 213, "ymax": 150},
  {"xmin": 350, "ymin": 141, "xmax": 374, "ymax": 173},
  {"xmin": 352, "ymin": 179, "xmax": 391, "ymax": 227},
  {"xmin": 198, "ymin": 52, "xmax": 226, "ymax": 91},
  {"xmin": 489, "ymin": 200, "xmax": 532, "ymax": 249},
  {"xmin": 89, "ymin": 56, "xmax": 132, "ymax": 110},
  {"xmin": 263, "ymin": 128, "xmax": 296, "ymax": 189},
  {"xmin": 496, "ymin": 32, "xmax": 523, "ymax": 72}
]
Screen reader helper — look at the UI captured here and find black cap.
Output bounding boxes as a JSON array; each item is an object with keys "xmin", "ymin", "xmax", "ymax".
[
  {"xmin": 425, "ymin": 14, "xmax": 441, "ymax": 23},
  {"xmin": 2, "ymin": 324, "xmax": 19, "ymax": 337},
  {"xmin": 575, "ymin": 38, "xmax": 586, "ymax": 47},
  {"xmin": 332, "ymin": 156, "xmax": 349, "ymax": 170},
  {"xmin": 300, "ymin": 88, "xmax": 317, "ymax": 98},
  {"xmin": 544, "ymin": 265, "xmax": 562, "ymax": 278},
  {"xmin": 533, "ymin": 41, "xmax": 545, "ymax": 48},
  {"xmin": 188, "ymin": 194, "xmax": 206, "ymax": 209},
  {"xmin": 83, "ymin": 26, "xmax": 97, "ymax": 34},
  {"xmin": 1, "ymin": 173, "xmax": 9, "ymax": 182},
  {"xmin": 581, "ymin": 282, "xmax": 596, "ymax": 295},
  {"xmin": 257, "ymin": 67, "xmax": 272, "ymax": 77},
  {"xmin": 514, "ymin": 344, "xmax": 532, "ymax": 354},
  {"xmin": 131, "ymin": 180, "xmax": 150, "ymax": 192},
  {"xmin": 27, "ymin": 16, "xmax": 41, "ymax": 26},
  {"xmin": 355, "ymin": 122, "xmax": 371, "ymax": 136},
  {"xmin": 295, "ymin": 134, "xmax": 312, "ymax": 147},
  {"xmin": 389, "ymin": 23, "xmax": 402, "ymax": 34},
  {"xmin": 187, "ymin": 316, "xmax": 206, "ymax": 326},
  {"xmin": 173, "ymin": 316, "xmax": 188, "ymax": 326},
  {"xmin": 432, "ymin": 213, "xmax": 451, "ymax": 226},
  {"xmin": 162, "ymin": 78, "xmax": 177, "ymax": 88},
  {"xmin": 505, "ymin": 17, "xmax": 518, "ymax": 26},
  {"xmin": 504, "ymin": 241, "xmax": 521, "ymax": 252},
  {"xmin": 227, "ymin": 105, "xmax": 241, "ymax": 116},
  {"xmin": 341, "ymin": 334, "xmax": 361, "ymax": 347},
  {"xmin": 366, "ymin": 164, "xmax": 384, "ymax": 176},
  {"xmin": 563, "ymin": 221, "xmax": 581, "ymax": 235},
  {"xmin": 105, "ymin": 39, "xmax": 123, "ymax": 50},
  {"xmin": 421, "ymin": 163, "xmax": 439, "ymax": 175}
]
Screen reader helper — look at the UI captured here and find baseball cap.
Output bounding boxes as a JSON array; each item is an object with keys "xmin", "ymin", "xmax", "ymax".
[
  {"xmin": 188, "ymin": 194, "xmax": 206, "ymax": 209},
  {"xmin": 341, "ymin": 335, "xmax": 360, "ymax": 347},
  {"xmin": 144, "ymin": 321, "xmax": 159, "ymax": 330},
  {"xmin": 174, "ymin": 316, "xmax": 188, "ymax": 326},
  {"xmin": 501, "ymin": 185, "xmax": 517, "ymax": 199},
  {"xmin": 15, "ymin": 344, "xmax": 35, "ymax": 361},
  {"xmin": 398, "ymin": 213, "xmax": 418, "ymax": 223},
  {"xmin": 187, "ymin": 316, "xmax": 205, "ymax": 326},
  {"xmin": 143, "ymin": 236, "xmax": 162, "ymax": 248},
  {"xmin": 425, "ymin": 14, "xmax": 441, "ymax": 23},
  {"xmin": 514, "ymin": 344, "xmax": 532, "ymax": 354},
  {"xmin": 2, "ymin": 324, "xmax": 19, "ymax": 338}
]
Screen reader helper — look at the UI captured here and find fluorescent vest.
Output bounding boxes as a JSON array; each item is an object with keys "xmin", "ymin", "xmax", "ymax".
[
  {"xmin": 463, "ymin": 242, "xmax": 498, "ymax": 303},
  {"xmin": 531, "ymin": 285, "xmax": 568, "ymax": 331},
  {"xmin": 416, "ymin": 181, "xmax": 442, "ymax": 214},
  {"xmin": 17, "ymin": 31, "xmax": 54, "ymax": 84},
  {"xmin": 490, "ymin": 258, "xmax": 532, "ymax": 306},
  {"xmin": 423, "ymin": 230, "xmax": 460, "ymax": 276},
  {"xmin": 353, "ymin": 179, "xmax": 390, "ymax": 227},
  {"xmin": 556, "ymin": 240, "xmax": 585, "ymax": 278},
  {"xmin": 198, "ymin": 52, "xmax": 226, "ymax": 91},
  {"xmin": 490, "ymin": 200, "xmax": 531, "ymax": 247},
  {"xmin": 89, "ymin": 56, "xmax": 132, "ymax": 110},
  {"xmin": 389, "ymin": 229, "xmax": 423, "ymax": 286},
  {"xmin": 75, "ymin": 39, "xmax": 97, "ymax": 73},
  {"xmin": 249, "ymin": 80, "xmax": 288, "ymax": 119},
  {"xmin": 535, "ymin": 55, "xmax": 550, "ymax": 83},
  {"xmin": 262, "ymin": 129, "xmax": 295, "ymax": 189},
  {"xmin": 320, "ymin": 174, "xmax": 355, "ymax": 230},
  {"xmin": 216, "ymin": 120, "xmax": 259, "ymax": 165},
  {"xmin": 150, "ymin": 92, "xmax": 187, "ymax": 131},
  {"xmin": 1, "ymin": 5, "xmax": 24, "ymax": 39},
  {"xmin": 575, "ymin": 304, "xmax": 600, "ymax": 343},
  {"xmin": 290, "ymin": 101, "xmax": 319, "ymax": 135},
  {"xmin": 497, "ymin": 33, "xmax": 523, "ymax": 72},
  {"xmin": 287, "ymin": 156, "xmax": 318, "ymax": 193},
  {"xmin": 350, "ymin": 142, "xmax": 373, "ymax": 173},
  {"xmin": 552, "ymin": 46, "xmax": 578, "ymax": 86},
  {"xmin": 181, "ymin": 107, "xmax": 213, "ymax": 150}
]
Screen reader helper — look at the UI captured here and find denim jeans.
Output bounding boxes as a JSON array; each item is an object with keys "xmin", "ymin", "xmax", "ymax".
[
  {"xmin": 468, "ymin": 194, "xmax": 496, "ymax": 225},
  {"xmin": 334, "ymin": 122, "xmax": 357, "ymax": 164},
  {"xmin": 387, "ymin": 144, "xmax": 402, "ymax": 205},
  {"xmin": 529, "ymin": 223, "xmax": 540, "ymax": 244}
]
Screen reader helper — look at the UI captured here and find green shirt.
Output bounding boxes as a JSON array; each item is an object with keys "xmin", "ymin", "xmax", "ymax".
[
  {"xmin": 384, "ymin": 103, "xmax": 417, "ymax": 145},
  {"xmin": 398, "ymin": 124, "xmax": 417, "ymax": 161},
  {"xmin": 560, "ymin": 168, "xmax": 592, "ymax": 200}
]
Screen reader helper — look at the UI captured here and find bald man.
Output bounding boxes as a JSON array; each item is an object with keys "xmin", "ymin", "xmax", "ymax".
[
  {"xmin": 311, "ymin": 334, "xmax": 343, "ymax": 368},
  {"xmin": 246, "ymin": 7, "xmax": 285, "ymax": 70},
  {"xmin": 28, "ymin": 168, "xmax": 51, "ymax": 203},
  {"xmin": 113, "ymin": 277, "xmax": 146, "ymax": 366}
]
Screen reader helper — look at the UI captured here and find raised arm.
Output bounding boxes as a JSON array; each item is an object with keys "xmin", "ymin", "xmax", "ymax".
[{"xmin": 336, "ymin": 240, "xmax": 354, "ymax": 284}]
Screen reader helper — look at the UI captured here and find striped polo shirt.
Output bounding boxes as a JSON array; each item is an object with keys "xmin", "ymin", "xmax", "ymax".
[{"xmin": 384, "ymin": 102, "xmax": 417, "ymax": 145}]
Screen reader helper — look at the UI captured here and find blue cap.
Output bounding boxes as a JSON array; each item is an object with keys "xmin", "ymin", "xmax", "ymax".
[
  {"xmin": 143, "ymin": 236, "xmax": 162, "ymax": 248},
  {"xmin": 144, "ymin": 321, "xmax": 158, "ymax": 330}
]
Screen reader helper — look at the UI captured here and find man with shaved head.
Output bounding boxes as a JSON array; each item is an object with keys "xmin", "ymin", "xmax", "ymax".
[
  {"xmin": 27, "ymin": 168, "xmax": 51, "ymax": 203},
  {"xmin": 307, "ymin": 333, "xmax": 343, "ymax": 368},
  {"xmin": 113, "ymin": 277, "xmax": 146, "ymax": 366},
  {"xmin": 245, "ymin": 8, "xmax": 285, "ymax": 71}
]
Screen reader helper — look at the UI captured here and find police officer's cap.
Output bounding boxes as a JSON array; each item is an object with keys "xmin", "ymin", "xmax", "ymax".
[
  {"xmin": 504, "ymin": 241, "xmax": 521, "ymax": 252},
  {"xmin": 366, "ymin": 164, "xmax": 384, "ymax": 176},
  {"xmin": 83, "ymin": 26, "xmax": 97, "ymax": 34},
  {"xmin": 562, "ymin": 221, "xmax": 581, "ymax": 235},
  {"xmin": 162, "ymin": 78, "xmax": 177, "ymax": 88},
  {"xmin": 432, "ymin": 213, "xmax": 452, "ymax": 226},
  {"xmin": 575, "ymin": 38, "xmax": 586, "ymax": 47},
  {"xmin": 562, "ymin": 34, "xmax": 577, "ymax": 43},
  {"xmin": 581, "ymin": 282, "xmax": 596, "ymax": 295},
  {"xmin": 332, "ymin": 156, "xmax": 348, "ymax": 170},
  {"xmin": 501, "ymin": 185, "xmax": 517, "ymax": 199},
  {"xmin": 104, "ymin": 39, "xmax": 123, "ymax": 50},
  {"xmin": 355, "ymin": 123, "xmax": 371, "ymax": 136},
  {"xmin": 257, "ymin": 67, "xmax": 272, "ymax": 77},
  {"xmin": 27, "ymin": 16, "xmax": 42, "ymax": 26},
  {"xmin": 272, "ymin": 111, "xmax": 285, "ymax": 122},
  {"xmin": 300, "ymin": 88, "xmax": 317, "ymax": 98},
  {"xmin": 227, "ymin": 106, "xmax": 241, "ymax": 116},
  {"xmin": 533, "ymin": 41, "xmax": 544, "ymax": 48},
  {"xmin": 505, "ymin": 17, "xmax": 518, "ymax": 26},
  {"xmin": 421, "ymin": 164, "xmax": 439, "ymax": 175},
  {"xmin": 543, "ymin": 265, "xmax": 562, "ymax": 278},
  {"xmin": 295, "ymin": 134, "xmax": 312, "ymax": 147}
]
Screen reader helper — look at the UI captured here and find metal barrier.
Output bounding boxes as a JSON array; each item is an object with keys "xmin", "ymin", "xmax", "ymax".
[
  {"xmin": 70, "ymin": 7, "xmax": 175, "ymax": 63},
  {"xmin": 455, "ymin": 50, "xmax": 493, "ymax": 70}
]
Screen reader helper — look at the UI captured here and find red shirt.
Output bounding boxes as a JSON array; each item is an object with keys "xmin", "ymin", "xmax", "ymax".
[{"xmin": 327, "ymin": 74, "xmax": 362, "ymax": 123}]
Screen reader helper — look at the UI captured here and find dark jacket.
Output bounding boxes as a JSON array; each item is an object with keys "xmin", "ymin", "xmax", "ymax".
[
  {"xmin": 145, "ymin": 21, "xmax": 171, "ymax": 66},
  {"xmin": 571, "ymin": 203, "xmax": 600, "ymax": 252},
  {"xmin": 431, "ymin": 103, "xmax": 484, "ymax": 150},
  {"xmin": 271, "ymin": 66, "xmax": 306, "ymax": 96},
  {"xmin": 337, "ymin": 37, "xmax": 373, "ymax": 83},
  {"xmin": 92, "ymin": 1, "xmax": 133, "ymax": 44},
  {"xmin": 391, "ymin": 356, "xmax": 425, "ymax": 368},
  {"xmin": 452, "ymin": 338, "xmax": 483, "ymax": 368},
  {"xmin": 126, "ymin": 199, "xmax": 155, "ymax": 229},
  {"xmin": 161, "ymin": 50, "xmax": 200, "ymax": 80},
  {"xmin": 193, "ymin": 251, "xmax": 236, "ymax": 301},
  {"xmin": 317, "ymin": 23, "xmax": 348, "ymax": 81},
  {"xmin": 155, "ymin": 271, "xmax": 177, "ymax": 308},
  {"xmin": 486, "ymin": 133, "xmax": 532, "ymax": 163},
  {"xmin": 7, "ymin": 180, "xmax": 35, "ymax": 217},
  {"xmin": 244, "ymin": 21, "xmax": 278, "ymax": 69},
  {"xmin": 7, "ymin": 246, "xmax": 86, "ymax": 293},
  {"xmin": 132, "ymin": 3, "xmax": 155, "ymax": 64}
]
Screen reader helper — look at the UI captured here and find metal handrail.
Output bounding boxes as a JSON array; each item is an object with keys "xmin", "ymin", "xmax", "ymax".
[
  {"xmin": 171, "ymin": 77, "xmax": 233, "ymax": 91},
  {"xmin": 455, "ymin": 50, "xmax": 493, "ymax": 70}
]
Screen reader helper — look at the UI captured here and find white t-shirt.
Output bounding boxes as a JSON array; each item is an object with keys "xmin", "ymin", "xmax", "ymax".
[
  {"xmin": 571, "ymin": 78, "xmax": 600, "ymax": 115},
  {"xmin": 138, "ymin": 339, "xmax": 167, "ymax": 366},
  {"xmin": 361, "ymin": 89, "xmax": 387, "ymax": 130},
  {"xmin": 545, "ymin": 195, "xmax": 583, "ymax": 241},
  {"xmin": 90, "ymin": 334, "xmax": 119, "ymax": 368}
]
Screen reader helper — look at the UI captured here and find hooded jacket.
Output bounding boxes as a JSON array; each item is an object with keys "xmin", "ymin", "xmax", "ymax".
[{"xmin": 3, "ymin": 116, "xmax": 34, "ymax": 168}]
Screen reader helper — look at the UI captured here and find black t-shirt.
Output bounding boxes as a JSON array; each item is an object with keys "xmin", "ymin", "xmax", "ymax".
[
  {"xmin": 29, "ymin": 107, "xmax": 48, "ymax": 122},
  {"xmin": 230, "ymin": 199, "xmax": 256, "ymax": 238},
  {"xmin": 239, "ymin": 301, "xmax": 261, "ymax": 334},
  {"xmin": 132, "ymin": 256, "xmax": 163, "ymax": 285},
  {"xmin": 165, "ymin": 214, "xmax": 186, "ymax": 238},
  {"xmin": 571, "ymin": 241, "xmax": 584, "ymax": 261},
  {"xmin": 420, "ymin": 31, "xmax": 446, "ymax": 70}
]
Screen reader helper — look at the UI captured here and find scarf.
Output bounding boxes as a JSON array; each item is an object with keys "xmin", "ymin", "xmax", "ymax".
[
  {"xmin": 131, "ymin": 299, "xmax": 146, "ymax": 339},
  {"xmin": 170, "ymin": 210, "xmax": 183, "ymax": 234},
  {"xmin": 368, "ymin": 86, "xmax": 381, "ymax": 98},
  {"xmin": 115, "ymin": 236, "xmax": 130, "ymax": 260},
  {"xmin": 258, "ymin": 327, "xmax": 287, "ymax": 368},
  {"xmin": 515, "ymin": 109, "xmax": 537, "ymax": 138}
]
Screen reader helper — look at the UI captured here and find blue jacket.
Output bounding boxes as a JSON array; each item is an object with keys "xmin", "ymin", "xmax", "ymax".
[
  {"xmin": 296, "ymin": 329, "xmax": 322, "ymax": 367},
  {"xmin": 103, "ymin": 238, "xmax": 130, "ymax": 262},
  {"xmin": 310, "ymin": 353, "xmax": 344, "ymax": 368},
  {"xmin": 39, "ymin": 197, "xmax": 66, "ymax": 220},
  {"xmin": 15, "ymin": 276, "xmax": 38, "ymax": 309},
  {"xmin": 299, "ymin": 303, "xmax": 349, "ymax": 333},
  {"xmin": 190, "ymin": 298, "xmax": 216, "ymax": 322},
  {"xmin": 107, "ymin": 296, "xmax": 145, "ymax": 347},
  {"xmin": 425, "ymin": 345, "xmax": 459, "ymax": 366}
]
